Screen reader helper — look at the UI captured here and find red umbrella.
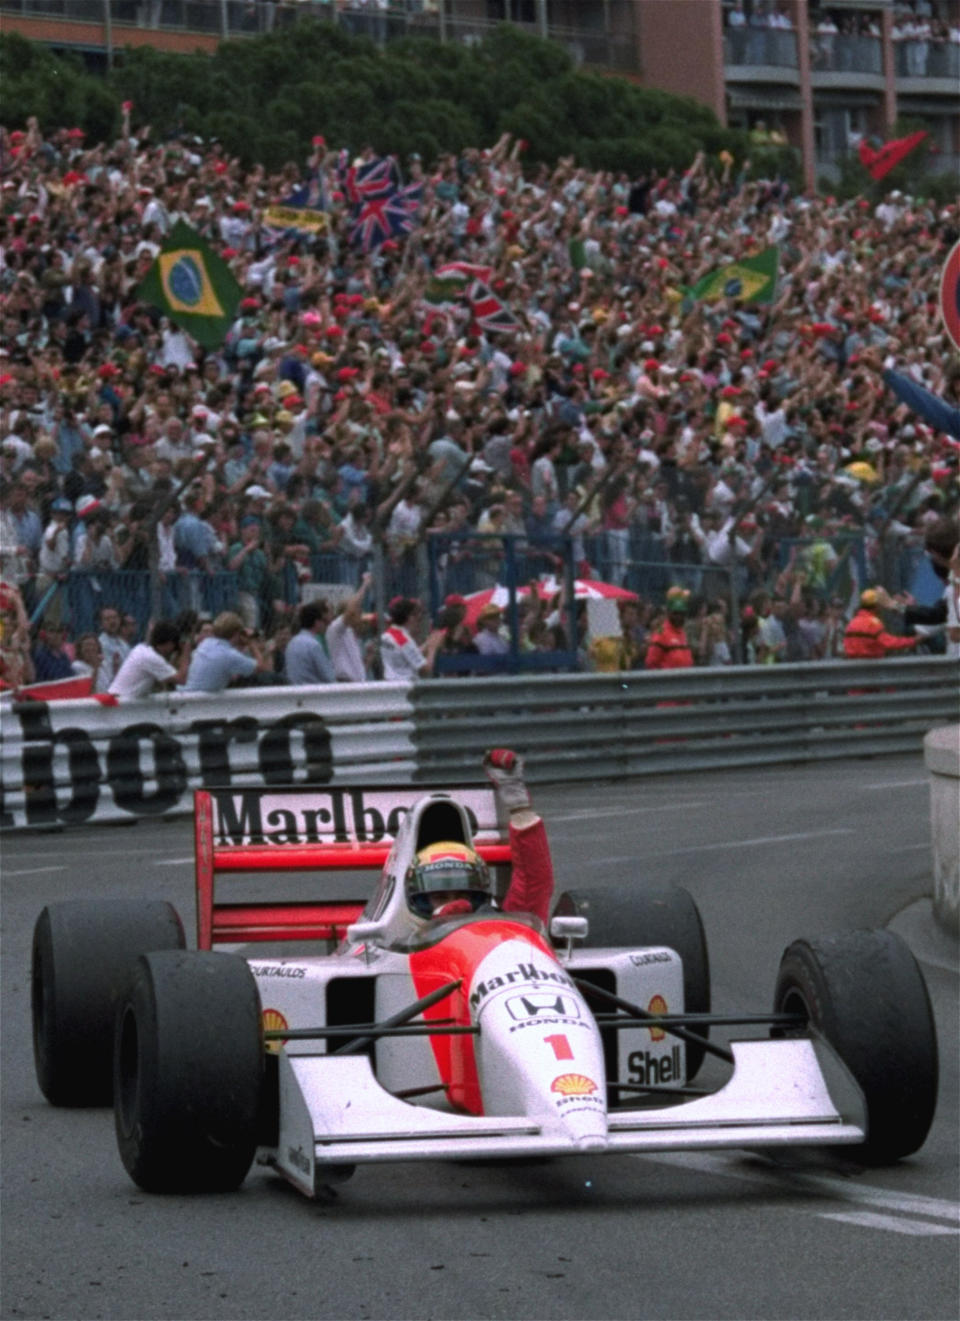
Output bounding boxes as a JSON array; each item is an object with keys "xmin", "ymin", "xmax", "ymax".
[
  {"xmin": 461, "ymin": 585, "xmax": 532, "ymax": 631},
  {"xmin": 534, "ymin": 576, "xmax": 639, "ymax": 602}
]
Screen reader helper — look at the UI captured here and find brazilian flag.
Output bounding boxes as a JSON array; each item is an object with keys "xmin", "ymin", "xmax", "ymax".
[
  {"xmin": 688, "ymin": 245, "xmax": 780, "ymax": 305},
  {"xmin": 137, "ymin": 221, "xmax": 241, "ymax": 349}
]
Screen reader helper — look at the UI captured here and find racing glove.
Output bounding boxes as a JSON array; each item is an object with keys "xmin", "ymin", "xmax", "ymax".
[{"xmin": 483, "ymin": 748, "xmax": 531, "ymax": 814}]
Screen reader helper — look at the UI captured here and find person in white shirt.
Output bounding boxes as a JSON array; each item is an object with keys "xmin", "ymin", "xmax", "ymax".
[
  {"xmin": 97, "ymin": 603, "xmax": 131, "ymax": 684},
  {"xmin": 326, "ymin": 573, "xmax": 372, "ymax": 683},
  {"xmin": 380, "ymin": 597, "xmax": 442, "ymax": 681},
  {"xmin": 37, "ymin": 499, "xmax": 73, "ymax": 591},
  {"xmin": 108, "ymin": 620, "xmax": 191, "ymax": 699}
]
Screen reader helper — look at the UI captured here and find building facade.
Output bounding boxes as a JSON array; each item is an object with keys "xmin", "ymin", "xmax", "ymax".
[{"xmin": 2, "ymin": 0, "xmax": 958, "ymax": 189}]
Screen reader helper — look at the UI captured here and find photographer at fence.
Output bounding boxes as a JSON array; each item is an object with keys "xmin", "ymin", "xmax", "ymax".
[
  {"xmin": 183, "ymin": 611, "xmax": 271, "ymax": 693},
  {"xmin": 108, "ymin": 620, "xmax": 191, "ymax": 699}
]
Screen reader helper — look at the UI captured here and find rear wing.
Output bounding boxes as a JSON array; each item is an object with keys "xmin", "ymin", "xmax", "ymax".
[{"xmin": 194, "ymin": 785, "xmax": 511, "ymax": 950}]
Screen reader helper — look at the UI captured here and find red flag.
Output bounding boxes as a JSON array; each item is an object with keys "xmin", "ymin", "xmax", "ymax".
[
  {"xmin": 15, "ymin": 676, "xmax": 94, "ymax": 702},
  {"xmin": 857, "ymin": 131, "xmax": 928, "ymax": 181}
]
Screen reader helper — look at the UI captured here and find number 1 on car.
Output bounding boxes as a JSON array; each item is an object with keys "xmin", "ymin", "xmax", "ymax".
[{"xmin": 544, "ymin": 1034, "xmax": 573, "ymax": 1060}]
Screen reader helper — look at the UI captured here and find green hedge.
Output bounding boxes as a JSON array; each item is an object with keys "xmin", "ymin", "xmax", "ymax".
[{"xmin": 1, "ymin": 21, "xmax": 756, "ymax": 175}]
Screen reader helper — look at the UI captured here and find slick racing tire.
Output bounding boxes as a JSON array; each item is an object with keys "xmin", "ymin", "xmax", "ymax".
[
  {"xmin": 552, "ymin": 884, "xmax": 711, "ymax": 1079},
  {"xmin": 773, "ymin": 930, "xmax": 938, "ymax": 1164},
  {"xmin": 32, "ymin": 899, "xmax": 185, "ymax": 1107},
  {"xmin": 114, "ymin": 950, "xmax": 264, "ymax": 1193}
]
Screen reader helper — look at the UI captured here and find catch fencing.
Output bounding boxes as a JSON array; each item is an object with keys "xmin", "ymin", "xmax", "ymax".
[{"xmin": 1, "ymin": 657, "xmax": 954, "ymax": 831}]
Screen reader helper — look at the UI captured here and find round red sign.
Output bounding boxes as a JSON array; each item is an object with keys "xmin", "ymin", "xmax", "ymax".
[{"xmin": 940, "ymin": 239, "xmax": 960, "ymax": 352}]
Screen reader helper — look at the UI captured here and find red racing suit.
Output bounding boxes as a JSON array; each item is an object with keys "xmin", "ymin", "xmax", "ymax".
[
  {"xmin": 645, "ymin": 620, "xmax": 694, "ymax": 670},
  {"xmin": 500, "ymin": 816, "xmax": 555, "ymax": 926},
  {"xmin": 843, "ymin": 608, "xmax": 918, "ymax": 659}
]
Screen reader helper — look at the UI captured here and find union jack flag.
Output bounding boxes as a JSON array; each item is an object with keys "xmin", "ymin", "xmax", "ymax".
[
  {"xmin": 349, "ymin": 178, "xmax": 423, "ymax": 252},
  {"xmin": 345, "ymin": 155, "xmax": 400, "ymax": 207},
  {"xmin": 469, "ymin": 279, "xmax": 521, "ymax": 335}
]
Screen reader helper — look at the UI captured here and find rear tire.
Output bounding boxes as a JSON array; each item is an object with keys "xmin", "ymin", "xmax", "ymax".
[
  {"xmin": 32, "ymin": 899, "xmax": 184, "ymax": 1107},
  {"xmin": 774, "ymin": 930, "xmax": 937, "ymax": 1163},
  {"xmin": 552, "ymin": 884, "xmax": 711, "ymax": 1078},
  {"xmin": 114, "ymin": 950, "xmax": 264, "ymax": 1193}
]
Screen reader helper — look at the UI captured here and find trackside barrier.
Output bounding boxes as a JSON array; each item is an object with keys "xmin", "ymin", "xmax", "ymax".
[
  {"xmin": 0, "ymin": 659, "xmax": 955, "ymax": 830},
  {"xmin": 924, "ymin": 726, "xmax": 960, "ymax": 938},
  {"xmin": 0, "ymin": 684, "xmax": 415, "ymax": 831},
  {"xmin": 408, "ymin": 657, "xmax": 959, "ymax": 783},
  {"xmin": 193, "ymin": 784, "xmax": 509, "ymax": 949}
]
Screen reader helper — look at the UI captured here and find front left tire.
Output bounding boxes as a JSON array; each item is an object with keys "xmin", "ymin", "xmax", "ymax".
[{"xmin": 114, "ymin": 949, "xmax": 264, "ymax": 1193}]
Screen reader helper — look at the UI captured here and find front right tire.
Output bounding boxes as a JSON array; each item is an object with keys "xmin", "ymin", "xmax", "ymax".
[{"xmin": 774, "ymin": 930, "xmax": 938, "ymax": 1163}]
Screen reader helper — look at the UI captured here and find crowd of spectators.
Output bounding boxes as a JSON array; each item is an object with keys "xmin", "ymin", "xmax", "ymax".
[
  {"xmin": 0, "ymin": 104, "xmax": 957, "ymax": 692},
  {"xmin": 725, "ymin": 0, "xmax": 960, "ymax": 75}
]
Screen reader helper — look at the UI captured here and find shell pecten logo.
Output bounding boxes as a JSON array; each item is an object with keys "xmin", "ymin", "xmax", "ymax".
[
  {"xmin": 647, "ymin": 994, "xmax": 668, "ymax": 1041},
  {"xmin": 262, "ymin": 1007, "xmax": 288, "ymax": 1053},
  {"xmin": 550, "ymin": 1072, "xmax": 598, "ymax": 1097}
]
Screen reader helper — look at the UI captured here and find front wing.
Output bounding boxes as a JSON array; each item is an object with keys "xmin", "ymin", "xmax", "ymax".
[{"xmin": 266, "ymin": 1036, "xmax": 867, "ymax": 1197}]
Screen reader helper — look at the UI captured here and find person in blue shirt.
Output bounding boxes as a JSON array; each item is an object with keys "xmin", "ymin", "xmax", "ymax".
[
  {"xmin": 183, "ymin": 612, "xmax": 269, "ymax": 692},
  {"xmin": 173, "ymin": 490, "xmax": 220, "ymax": 570},
  {"xmin": 284, "ymin": 600, "xmax": 336, "ymax": 686},
  {"xmin": 31, "ymin": 623, "xmax": 75, "ymax": 681}
]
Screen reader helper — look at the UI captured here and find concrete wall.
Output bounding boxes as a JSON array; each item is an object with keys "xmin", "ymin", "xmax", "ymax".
[{"xmin": 925, "ymin": 725, "xmax": 960, "ymax": 938}]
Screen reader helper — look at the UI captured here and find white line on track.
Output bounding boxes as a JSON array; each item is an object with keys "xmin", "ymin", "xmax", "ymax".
[
  {"xmin": 634, "ymin": 1151, "xmax": 960, "ymax": 1237},
  {"xmin": 2, "ymin": 865, "xmax": 67, "ymax": 876},
  {"xmin": 582, "ymin": 828, "xmax": 854, "ymax": 863},
  {"xmin": 553, "ymin": 802, "xmax": 709, "ymax": 822},
  {"xmin": 152, "ymin": 857, "xmax": 194, "ymax": 866},
  {"xmin": 1, "ymin": 844, "xmax": 185, "ymax": 860},
  {"xmin": 861, "ymin": 779, "xmax": 928, "ymax": 790},
  {"xmin": 819, "ymin": 1211, "xmax": 958, "ymax": 1237}
]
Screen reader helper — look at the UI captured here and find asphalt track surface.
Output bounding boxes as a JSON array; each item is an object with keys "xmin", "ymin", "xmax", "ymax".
[{"xmin": 2, "ymin": 754, "xmax": 958, "ymax": 1321}]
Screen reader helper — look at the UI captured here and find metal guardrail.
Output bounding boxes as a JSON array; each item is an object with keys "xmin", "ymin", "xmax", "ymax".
[
  {"xmin": 0, "ymin": 658, "xmax": 953, "ymax": 828},
  {"xmin": 410, "ymin": 656, "xmax": 958, "ymax": 783}
]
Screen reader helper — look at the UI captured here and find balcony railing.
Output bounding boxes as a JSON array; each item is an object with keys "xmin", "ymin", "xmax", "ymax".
[
  {"xmin": 724, "ymin": 26, "xmax": 798, "ymax": 69},
  {"xmin": 0, "ymin": 0, "xmax": 638, "ymax": 69},
  {"xmin": 894, "ymin": 39, "xmax": 960, "ymax": 80},
  {"xmin": 809, "ymin": 32, "xmax": 882, "ymax": 75}
]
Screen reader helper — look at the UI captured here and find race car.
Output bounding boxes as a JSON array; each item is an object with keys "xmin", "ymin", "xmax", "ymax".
[{"xmin": 31, "ymin": 781, "xmax": 938, "ymax": 1197}]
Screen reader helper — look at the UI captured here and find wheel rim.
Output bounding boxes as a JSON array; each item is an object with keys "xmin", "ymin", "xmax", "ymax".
[
  {"xmin": 116, "ymin": 1006, "xmax": 141, "ymax": 1138},
  {"xmin": 776, "ymin": 985, "xmax": 811, "ymax": 1039}
]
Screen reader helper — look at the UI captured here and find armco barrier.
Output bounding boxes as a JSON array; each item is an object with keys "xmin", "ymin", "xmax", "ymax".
[
  {"xmin": 0, "ymin": 684, "xmax": 414, "ymax": 831},
  {"xmin": 408, "ymin": 657, "xmax": 959, "ymax": 783},
  {"xmin": 0, "ymin": 658, "xmax": 955, "ymax": 830}
]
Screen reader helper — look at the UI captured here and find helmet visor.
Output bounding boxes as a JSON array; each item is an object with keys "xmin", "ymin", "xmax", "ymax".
[{"xmin": 408, "ymin": 856, "xmax": 489, "ymax": 897}]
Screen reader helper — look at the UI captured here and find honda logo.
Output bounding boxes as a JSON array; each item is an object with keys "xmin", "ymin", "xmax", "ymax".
[{"xmin": 505, "ymin": 992, "xmax": 581, "ymax": 1021}]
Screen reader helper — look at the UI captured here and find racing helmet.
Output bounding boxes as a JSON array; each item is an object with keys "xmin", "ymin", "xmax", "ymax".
[{"xmin": 405, "ymin": 840, "xmax": 491, "ymax": 919}]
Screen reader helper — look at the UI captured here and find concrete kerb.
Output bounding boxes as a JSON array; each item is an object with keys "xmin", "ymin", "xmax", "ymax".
[{"xmin": 924, "ymin": 725, "xmax": 960, "ymax": 940}]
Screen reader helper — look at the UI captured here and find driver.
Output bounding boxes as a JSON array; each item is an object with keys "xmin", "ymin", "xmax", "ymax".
[{"xmin": 405, "ymin": 749, "xmax": 554, "ymax": 926}]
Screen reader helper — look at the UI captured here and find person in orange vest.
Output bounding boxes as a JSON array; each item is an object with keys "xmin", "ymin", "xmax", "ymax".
[
  {"xmin": 843, "ymin": 589, "xmax": 919, "ymax": 659},
  {"xmin": 645, "ymin": 588, "xmax": 694, "ymax": 669}
]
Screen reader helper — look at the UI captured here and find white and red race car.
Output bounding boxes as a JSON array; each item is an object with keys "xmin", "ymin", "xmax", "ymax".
[{"xmin": 31, "ymin": 782, "xmax": 938, "ymax": 1196}]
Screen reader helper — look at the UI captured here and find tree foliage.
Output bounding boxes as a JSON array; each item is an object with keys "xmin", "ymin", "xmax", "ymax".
[{"xmin": 0, "ymin": 21, "xmax": 754, "ymax": 176}]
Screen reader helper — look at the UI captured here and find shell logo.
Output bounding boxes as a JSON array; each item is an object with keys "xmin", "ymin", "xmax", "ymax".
[
  {"xmin": 550, "ymin": 1072, "xmax": 598, "ymax": 1097},
  {"xmin": 262, "ymin": 1007, "xmax": 288, "ymax": 1054},
  {"xmin": 647, "ymin": 994, "xmax": 668, "ymax": 1042}
]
